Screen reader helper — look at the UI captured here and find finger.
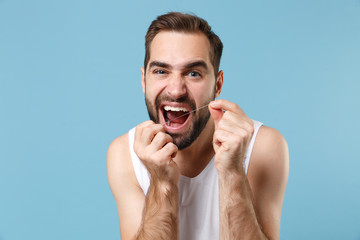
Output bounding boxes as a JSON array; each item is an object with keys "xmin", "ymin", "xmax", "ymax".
[
  {"xmin": 135, "ymin": 120, "xmax": 155, "ymax": 137},
  {"xmin": 134, "ymin": 120, "xmax": 155, "ymax": 151},
  {"xmin": 150, "ymin": 132, "xmax": 173, "ymax": 151},
  {"xmin": 138, "ymin": 120, "xmax": 155, "ymax": 128},
  {"xmin": 209, "ymin": 102, "xmax": 223, "ymax": 129},
  {"xmin": 217, "ymin": 111, "xmax": 254, "ymax": 134},
  {"xmin": 210, "ymin": 99, "xmax": 245, "ymax": 115},
  {"xmin": 134, "ymin": 122, "xmax": 164, "ymax": 155},
  {"xmin": 213, "ymin": 129, "xmax": 232, "ymax": 150},
  {"xmin": 141, "ymin": 124, "xmax": 165, "ymax": 145},
  {"xmin": 135, "ymin": 120, "xmax": 155, "ymax": 143},
  {"xmin": 158, "ymin": 142, "xmax": 178, "ymax": 163},
  {"xmin": 214, "ymin": 126, "xmax": 252, "ymax": 149}
]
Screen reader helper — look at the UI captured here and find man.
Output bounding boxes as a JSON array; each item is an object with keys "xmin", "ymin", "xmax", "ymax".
[{"xmin": 107, "ymin": 12, "xmax": 289, "ymax": 240}]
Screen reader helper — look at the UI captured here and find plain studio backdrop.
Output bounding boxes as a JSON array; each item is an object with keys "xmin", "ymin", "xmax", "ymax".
[{"xmin": 0, "ymin": 0, "xmax": 359, "ymax": 239}]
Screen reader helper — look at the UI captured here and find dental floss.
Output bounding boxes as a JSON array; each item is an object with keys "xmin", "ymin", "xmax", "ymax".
[{"xmin": 163, "ymin": 103, "xmax": 210, "ymax": 125}]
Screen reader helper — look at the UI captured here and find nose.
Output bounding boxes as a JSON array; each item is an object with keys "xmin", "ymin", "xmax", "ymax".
[{"xmin": 166, "ymin": 74, "xmax": 187, "ymax": 99}]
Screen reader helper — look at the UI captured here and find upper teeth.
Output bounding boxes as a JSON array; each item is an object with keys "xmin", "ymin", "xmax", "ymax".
[{"xmin": 164, "ymin": 106, "xmax": 189, "ymax": 112}]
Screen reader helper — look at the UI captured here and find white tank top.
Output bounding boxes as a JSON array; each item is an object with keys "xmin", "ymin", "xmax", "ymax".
[{"xmin": 128, "ymin": 120, "xmax": 263, "ymax": 240}]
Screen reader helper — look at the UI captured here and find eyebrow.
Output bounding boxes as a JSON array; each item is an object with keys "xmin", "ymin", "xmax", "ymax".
[
  {"xmin": 148, "ymin": 60, "xmax": 209, "ymax": 71},
  {"xmin": 185, "ymin": 61, "xmax": 208, "ymax": 71},
  {"xmin": 148, "ymin": 61, "xmax": 170, "ymax": 70}
]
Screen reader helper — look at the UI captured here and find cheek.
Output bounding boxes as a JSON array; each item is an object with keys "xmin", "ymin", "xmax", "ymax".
[
  {"xmin": 145, "ymin": 80, "xmax": 164, "ymax": 99},
  {"xmin": 190, "ymin": 82, "xmax": 214, "ymax": 103}
]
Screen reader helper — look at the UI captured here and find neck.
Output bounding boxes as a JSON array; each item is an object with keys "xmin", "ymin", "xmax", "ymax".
[{"xmin": 173, "ymin": 118, "xmax": 215, "ymax": 178}]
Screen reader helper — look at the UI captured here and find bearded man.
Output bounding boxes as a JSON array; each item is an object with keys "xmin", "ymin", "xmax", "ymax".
[{"xmin": 107, "ymin": 12, "xmax": 289, "ymax": 240}]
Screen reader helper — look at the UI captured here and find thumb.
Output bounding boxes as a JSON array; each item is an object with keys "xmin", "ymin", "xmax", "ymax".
[{"xmin": 209, "ymin": 101, "xmax": 224, "ymax": 129}]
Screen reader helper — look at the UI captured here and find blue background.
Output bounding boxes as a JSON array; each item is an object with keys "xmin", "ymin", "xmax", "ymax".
[{"xmin": 1, "ymin": 0, "xmax": 359, "ymax": 239}]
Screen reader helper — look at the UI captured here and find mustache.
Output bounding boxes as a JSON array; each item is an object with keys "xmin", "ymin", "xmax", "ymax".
[{"xmin": 155, "ymin": 95, "xmax": 196, "ymax": 111}]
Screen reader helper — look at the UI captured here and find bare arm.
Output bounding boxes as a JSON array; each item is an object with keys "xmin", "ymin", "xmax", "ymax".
[
  {"xmin": 218, "ymin": 170, "xmax": 267, "ymax": 239},
  {"xmin": 247, "ymin": 126, "xmax": 289, "ymax": 240},
  {"xmin": 209, "ymin": 100, "xmax": 289, "ymax": 240},
  {"xmin": 136, "ymin": 172, "xmax": 178, "ymax": 239},
  {"xmin": 107, "ymin": 121, "xmax": 180, "ymax": 240}
]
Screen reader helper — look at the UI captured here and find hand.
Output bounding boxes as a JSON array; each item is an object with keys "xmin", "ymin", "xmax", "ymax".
[
  {"xmin": 209, "ymin": 99, "xmax": 254, "ymax": 174},
  {"xmin": 133, "ymin": 120, "xmax": 180, "ymax": 185}
]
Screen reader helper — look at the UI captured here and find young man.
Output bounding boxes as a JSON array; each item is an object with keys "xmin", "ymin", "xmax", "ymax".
[{"xmin": 107, "ymin": 12, "xmax": 289, "ymax": 240}]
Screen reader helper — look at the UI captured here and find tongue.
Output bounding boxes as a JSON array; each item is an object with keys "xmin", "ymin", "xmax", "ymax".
[{"xmin": 165, "ymin": 111, "xmax": 188, "ymax": 124}]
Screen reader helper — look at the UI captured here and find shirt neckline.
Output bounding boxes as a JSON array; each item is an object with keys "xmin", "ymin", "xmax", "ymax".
[{"xmin": 179, "ymin": 155, "xmax": 215, "ymax": 183}]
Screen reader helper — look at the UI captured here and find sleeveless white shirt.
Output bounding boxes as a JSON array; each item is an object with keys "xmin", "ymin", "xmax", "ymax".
[{"xmin": 128, "ymin": 120, "xmax": 263, "ymax": 240}]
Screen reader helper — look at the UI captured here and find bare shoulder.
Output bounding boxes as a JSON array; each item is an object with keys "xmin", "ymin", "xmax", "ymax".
[
  {"xmin": 247, "ymin": 125, "xmax": 289, "ymax": 239},
  {"xmin": 107, "ymin": 134, "xmax": 129, "ymax": 168},
  {"xmin": 107, "ymin": 133, "xmax": 141, "ymax": 195},
  {"xmin": 247, "ymin": 126, "xmax": 289, "ymax": 239},
  {"xmin": 107, "ymin": 133, "xmax": 145, "ymax": 239},
  {"xmin": 107, "ymin": 134, "xmax": 130, "ymax": 182},
  {"xmin": 249, "ymin": 125, "xmax": 289, "ymax": 178}
]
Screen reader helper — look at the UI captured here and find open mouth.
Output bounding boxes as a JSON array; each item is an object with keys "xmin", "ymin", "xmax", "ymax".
[{"xmin": 161, "ymin": 105, "xmax": 191, "ymax": 130}]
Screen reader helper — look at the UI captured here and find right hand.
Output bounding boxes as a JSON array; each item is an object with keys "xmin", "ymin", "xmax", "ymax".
[{"xmin": 134, "ymin": 120, "xmax": 180, "ymax": 185}]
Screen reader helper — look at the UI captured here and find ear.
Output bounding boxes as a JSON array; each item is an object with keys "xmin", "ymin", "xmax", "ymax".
[
  {"xmin": 215, "ymin": 70, "xmax": 224, "ymax": 98},
  {"xmin": 141, "ymin": 67, "xmax": 146, "ymax": 94}
]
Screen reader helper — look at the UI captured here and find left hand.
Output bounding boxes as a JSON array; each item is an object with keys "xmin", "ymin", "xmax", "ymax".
[{"xmin": 209, "ymin": 99, "xmax": 254, "ymax": 174}]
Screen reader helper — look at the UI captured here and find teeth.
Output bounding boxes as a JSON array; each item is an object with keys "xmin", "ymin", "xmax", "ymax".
[{"xmin": 164, "ymin": 106, "xmax": 189, "ymax": 112}]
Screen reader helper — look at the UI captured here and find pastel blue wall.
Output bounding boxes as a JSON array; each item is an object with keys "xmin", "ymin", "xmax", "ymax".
[{"xmin": 1, "ymin": 0, "xmax": 359, "ymax": 239}]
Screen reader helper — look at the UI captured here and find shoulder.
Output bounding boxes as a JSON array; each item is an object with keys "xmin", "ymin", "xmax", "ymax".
[
  {"xmin": 107, "ymin": 133, "xmax": 130, "ymax": 177},
  {"xmin": 252, "ymin": 125, "xmax": 288, "ymax": 161},
  {"xmin": 107, "ymin": 133, "xmax": 141, "ymax": 196},
  {"xmin": 248, "ymin": 125, "xmax": 289, "ymax": 193},
  {"xmin": 107, "ymin": 132, "xmax": 146, "ymax": 239},
  {"xmin": 107, "ymin": 133, "xmax": 129, "ymax": 159},
  {"xmin": 247, "ymin": 125, "xmax": 289, "ymax": 239}
]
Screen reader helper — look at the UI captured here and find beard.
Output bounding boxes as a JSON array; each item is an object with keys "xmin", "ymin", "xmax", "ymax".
[{"xmin": 145, "ymin": 93, "xmax": 214, "ymax": 150}]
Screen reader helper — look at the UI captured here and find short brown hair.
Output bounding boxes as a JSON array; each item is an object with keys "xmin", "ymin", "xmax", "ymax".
[{"xmin": 144, "ymin": 12, "xmax": 223, "ymax": 76}]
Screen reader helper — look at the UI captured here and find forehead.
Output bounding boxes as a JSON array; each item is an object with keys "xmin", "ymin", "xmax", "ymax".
[{"xmin": 149, "ymin": 31, "xmax": 212, "ymax": 69}]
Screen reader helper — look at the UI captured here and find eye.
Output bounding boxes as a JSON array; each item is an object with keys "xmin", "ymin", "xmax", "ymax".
[
  {"xmin": 187, "ymin": 71, "xmax": 201, "ymax": 77},
  {"xmin": 154, "ymin": 69, "xmax": 167, "ymax": 75}
]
